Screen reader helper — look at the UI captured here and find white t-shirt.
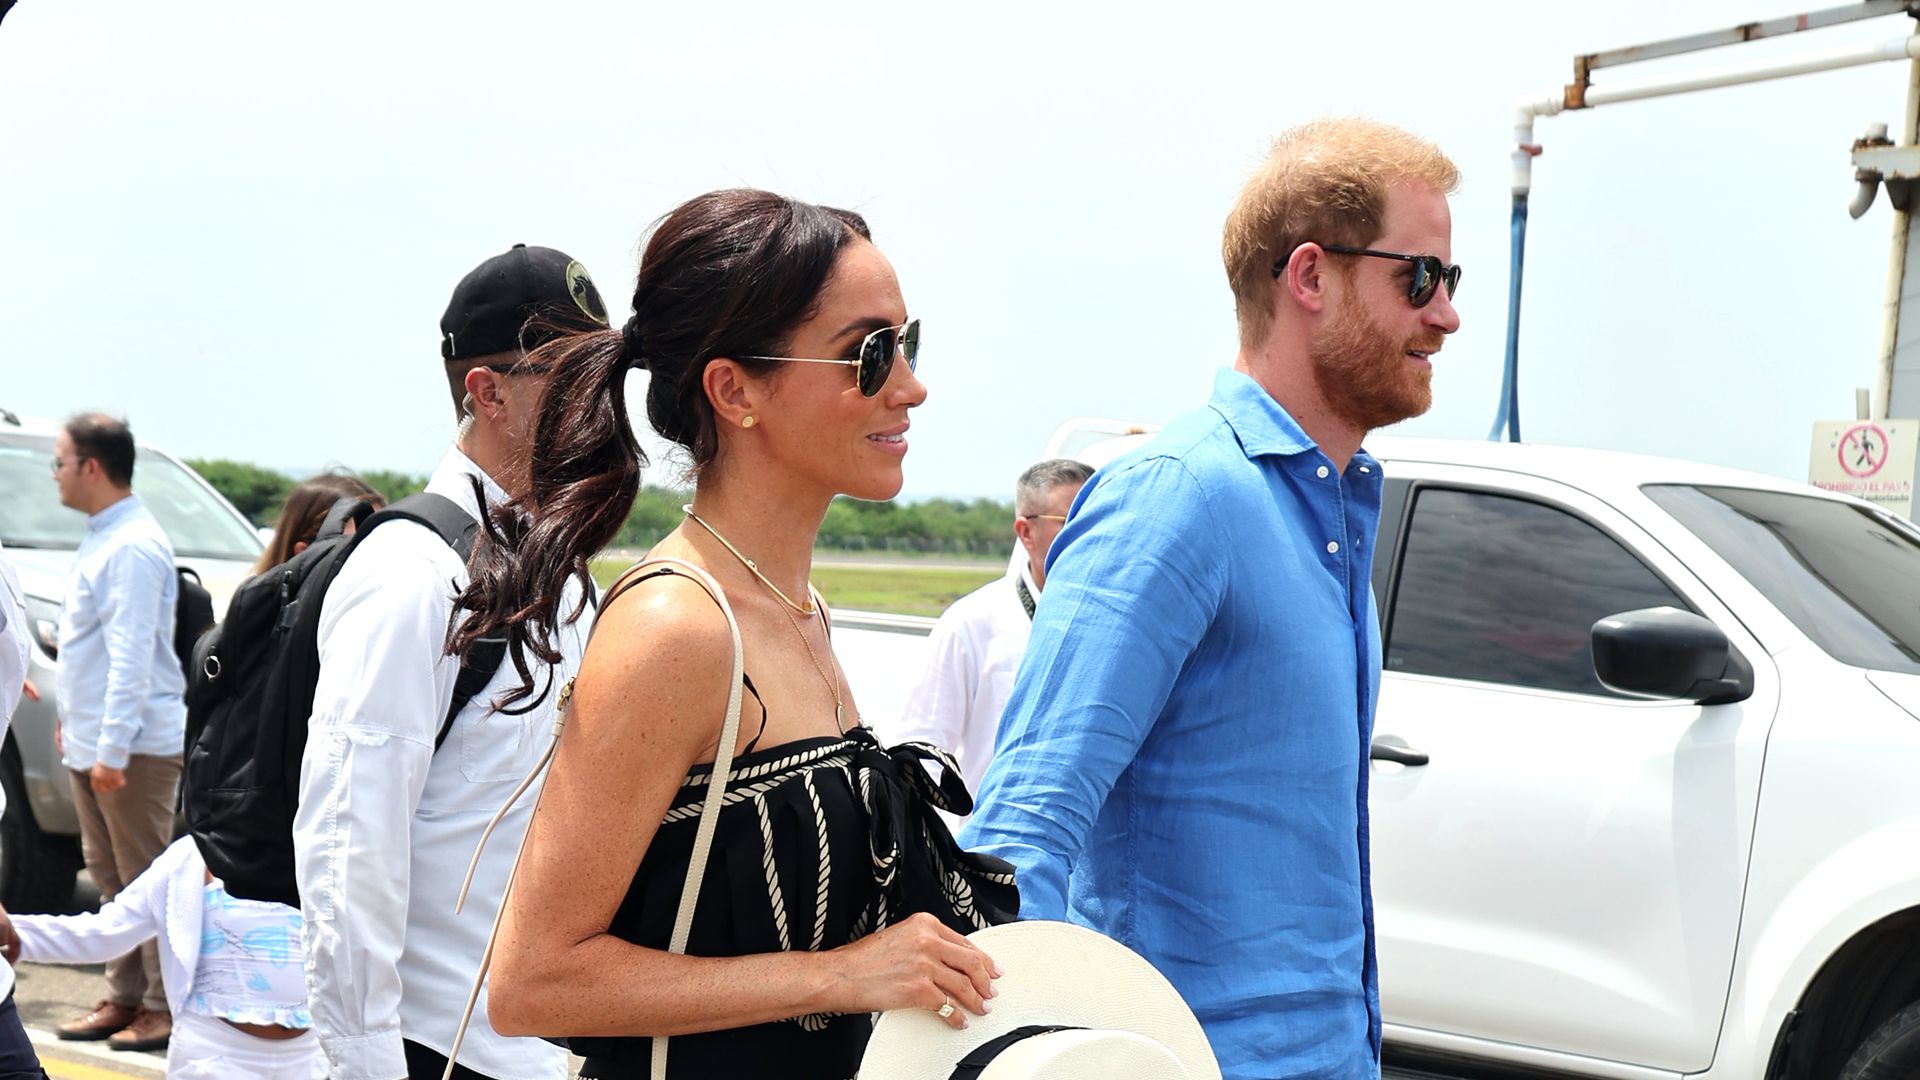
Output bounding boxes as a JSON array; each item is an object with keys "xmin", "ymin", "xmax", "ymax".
[{"xmin": 894, "ymin": 561, "xmax": 1036, "ymax": 804}]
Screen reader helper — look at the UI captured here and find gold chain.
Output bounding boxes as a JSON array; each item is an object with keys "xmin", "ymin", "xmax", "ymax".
[
  {"xmin": 680, "ymin": 505, "xmax": 844, "ymax": 732},
  {"xmin": 682, "ymin": 505, "xmax": 817, "ymax": 617},
  {"xmin": 777, "ymin": 593, "xmax": 846, "ymax": 735}
]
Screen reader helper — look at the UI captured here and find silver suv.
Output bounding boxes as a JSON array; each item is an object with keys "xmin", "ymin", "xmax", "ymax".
[{"xmin": 0, "ymin": 413, "xmax": 260, "ymax": 911}]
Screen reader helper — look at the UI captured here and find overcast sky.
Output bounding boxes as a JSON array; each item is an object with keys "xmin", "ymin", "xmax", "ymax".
[{"xmin": 2, "ymin": 0, "xmax": 1912, "ymax": 499}]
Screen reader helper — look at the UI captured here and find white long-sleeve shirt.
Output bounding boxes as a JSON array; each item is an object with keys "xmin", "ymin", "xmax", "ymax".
[
  {"xmin": 15, "ymin": 838, "xmax": 230, "ymax": 1019},
  {"xmin": 0, "ymin": 539, "xmax": 28, "ymax": 762},
  {"xmin": 0, "ymin": 538, "xmax": 29, "ymax": 1004},
  {"xmin": 893, "ymin": 560, "xmax": 1035, "ymax": 801},
  {"xmin": 54, "ymin": 494, "xmax": 185, "ymax": 770},
  {"xmin": 293, "ymin": 448, "xmax": 588, "ymax": 1080}
]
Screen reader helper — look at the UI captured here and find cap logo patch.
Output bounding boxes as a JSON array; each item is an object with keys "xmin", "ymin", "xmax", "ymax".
[{"xmin": 566, "ymin": 260, "xmax": 607, "ymax": 324}]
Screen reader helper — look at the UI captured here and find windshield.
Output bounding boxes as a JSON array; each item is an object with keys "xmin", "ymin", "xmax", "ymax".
[
  {"xmin": 0, "ymin": 433, "xmax": 263, "ymax": 561},
  {"xmin": 1644, "ymin": 483, "xmax": 1920, "ymax": 673}
]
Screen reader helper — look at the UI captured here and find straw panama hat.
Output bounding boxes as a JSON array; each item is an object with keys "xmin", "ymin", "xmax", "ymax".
[{"xmin": 860, "ymin": 920, "xmax": 1221, "ymax": 1080}]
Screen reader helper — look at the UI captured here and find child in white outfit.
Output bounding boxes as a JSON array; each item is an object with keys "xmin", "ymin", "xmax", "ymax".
[{"xmin": 9, "ymin": 837, "xmax": 324, "ymax": 1079}]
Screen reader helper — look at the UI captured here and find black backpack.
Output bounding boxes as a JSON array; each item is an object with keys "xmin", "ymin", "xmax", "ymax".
[
  {"xmin": 173, "ymin": 567, "xmax": 214, "ymax": 683},
  {"xmin": 183, "ymin": 492, "xmax": 507, "ymax": 906}
]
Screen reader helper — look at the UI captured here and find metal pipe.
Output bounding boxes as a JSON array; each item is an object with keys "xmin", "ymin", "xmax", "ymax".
[
  {"xmin": 1874, "ymin": 57, "xmax": 1920, "ymax": 419},
  {"xmin": 1578, "ymin": 0, "xmax": 1916, "ymax": 75},
  {"xmin": 1579, "ymin": 34, "xmax": 1920, "ymax": 110}
]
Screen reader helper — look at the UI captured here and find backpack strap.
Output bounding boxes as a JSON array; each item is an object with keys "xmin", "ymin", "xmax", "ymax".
[
  {"xmin": 315, "ymin": 496, "xmax": 377, "ymax": 542},
  {"xmin": 353, "ymin": 492, "xmax": 508, "ymax": 741},
  {"xmin": 440, "ymin": 557, "xmax": 745, "ymax": 1080}
]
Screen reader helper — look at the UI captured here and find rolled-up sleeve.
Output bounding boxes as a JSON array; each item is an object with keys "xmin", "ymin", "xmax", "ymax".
[
  {"xmin": 293, "ymin": 531, "xmax": 459, "ymax": 1080},
  {"xmin": 93, "ymin": 545, "xmax": 172, "ymax": 769},
  {"xmin": 961, "ymin": 457, "xmax": 1225, "ymax": 918}
]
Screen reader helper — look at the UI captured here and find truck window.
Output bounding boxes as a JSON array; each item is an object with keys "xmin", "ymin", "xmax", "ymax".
[
  {"xmin": 1386, "ymin": 487, "xmax": 1689, "ymax": 696},
  {"xmin": 1645, "ymin": 483, "xmax": 1920, "ymax": 673}
]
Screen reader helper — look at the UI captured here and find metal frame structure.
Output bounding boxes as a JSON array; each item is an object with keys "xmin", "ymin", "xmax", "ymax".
[{"xmin": 1493, "ymin": 1, "xmax": 1920, "ymax": 441}]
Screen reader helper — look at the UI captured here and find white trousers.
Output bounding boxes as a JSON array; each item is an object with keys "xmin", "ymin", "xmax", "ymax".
[{"xmin": 165, "ymin": 1011, "xmax": 327, "ymax": 1079}]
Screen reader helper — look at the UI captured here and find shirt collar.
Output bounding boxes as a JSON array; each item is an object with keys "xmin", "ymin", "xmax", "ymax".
[
  {"xmin": 1207, "ymin": 368, "xmax": 1385, "ymax": 478},
  {"xmin": 85, "ymin": 493, "xmax": 143, "ymax": 533},
  {"xmin": 429, "ymin": 447, "xmax": 510, "ymax": 520},
  {"xmin": 1209, "ymin": 368, "xmax": 1316, "ymax": 458}
]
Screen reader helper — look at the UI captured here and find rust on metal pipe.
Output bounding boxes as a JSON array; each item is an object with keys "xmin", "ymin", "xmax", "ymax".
[{"xmin": 1565, "ymin": 54, "xmax": 1592, "ymax": 110}]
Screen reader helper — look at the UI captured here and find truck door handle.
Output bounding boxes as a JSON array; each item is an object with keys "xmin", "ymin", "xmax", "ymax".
[{"xmin": 1370, "ymin": 737, "xmax": 1430, "ymax": 766}]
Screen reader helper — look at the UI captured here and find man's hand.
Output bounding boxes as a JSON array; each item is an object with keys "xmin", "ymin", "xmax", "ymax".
[
  {"xmin": 19, "ymin": 680, "xmax": 37, "ymax": 703},
  {"xmin": 89, "ymin": 764, "xmax": 125, "ymax": 794}
]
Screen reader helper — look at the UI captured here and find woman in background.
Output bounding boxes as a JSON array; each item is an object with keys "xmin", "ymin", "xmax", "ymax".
[{"xmin": 249, "ymin": 473, "xmax": 384, "ymax": 574}]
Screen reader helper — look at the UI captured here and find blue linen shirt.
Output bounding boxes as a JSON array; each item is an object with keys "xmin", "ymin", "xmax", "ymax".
[
  {"xmin": 962, "ymin": 369, "xmax": 1385, "ymax": 1080},
  {"xmin": 55, "ymin": 494, "xmax": 187, "ymax": 770}
]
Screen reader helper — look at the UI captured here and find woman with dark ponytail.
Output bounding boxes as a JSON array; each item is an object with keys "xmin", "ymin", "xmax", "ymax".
[{"xmin": 449, "ymin": 189, "xmax": 1016, "ymax": 1078}]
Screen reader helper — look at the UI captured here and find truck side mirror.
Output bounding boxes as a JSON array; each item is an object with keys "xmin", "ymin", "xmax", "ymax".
[{"xmin": 1591, "ymin": 606, "xmax": 1753, "ymax": 705}]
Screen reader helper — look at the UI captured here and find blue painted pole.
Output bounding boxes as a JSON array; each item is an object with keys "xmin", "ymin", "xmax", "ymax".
[{"xmin": 1487, "ymin": 191, "xmax": 1528, "ymax": 442}]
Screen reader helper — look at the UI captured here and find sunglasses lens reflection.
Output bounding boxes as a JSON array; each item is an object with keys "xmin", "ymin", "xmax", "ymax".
[
  {"xmin": 1409, "ymin": 262, "xmax": 1436, "ymax": 307},
  {"xmin": 859, "ymin": 330, "xmax": 893, "ymax": 396},
  {"xmin": 900, "ymin": 319, "xmax": 921, "ymax": 370}
]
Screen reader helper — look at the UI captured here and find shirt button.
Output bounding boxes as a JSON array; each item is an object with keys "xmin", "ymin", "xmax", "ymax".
[
  {"xmin": 1316, "ymin": 465, "xmax": 1330, "ymax": 479},
  {"xmin": 1359, "ymin": 465, "xmax": 1371, "ymax": 474},
  {"xmin": 1326, "ymin": 541, "xmax": 1340, "ymax": 554}
]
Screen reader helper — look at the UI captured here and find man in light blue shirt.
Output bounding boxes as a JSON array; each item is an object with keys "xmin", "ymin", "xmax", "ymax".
[
  {"xmin": 963, "ymin": 119, "xmax": 1462, "ymax": 1080},
  {"xmin": 51, "ymin": 413, "xmax": 185, "ymax": 1051}
]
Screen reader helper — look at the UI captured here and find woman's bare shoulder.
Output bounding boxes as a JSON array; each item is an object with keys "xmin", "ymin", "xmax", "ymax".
[{"xmin": 571, "ymin": 567, "xmax": 740, "ymax": 754}]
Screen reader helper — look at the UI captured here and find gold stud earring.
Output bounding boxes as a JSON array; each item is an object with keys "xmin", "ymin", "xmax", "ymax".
[{"xmin": 742, "ymin": 415, "xmax": 757, "ymax": 428}]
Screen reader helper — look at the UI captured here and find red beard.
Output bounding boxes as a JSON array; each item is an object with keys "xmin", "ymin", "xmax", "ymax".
[{"xmin": 1310, "ymin": 301, "xmax": 1437, "ymax": 432}]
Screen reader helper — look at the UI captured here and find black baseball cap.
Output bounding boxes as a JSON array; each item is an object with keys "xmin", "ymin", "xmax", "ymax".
[{"xmin": 440, "ymin": 243, "xmax": 610, "ymax": 361}]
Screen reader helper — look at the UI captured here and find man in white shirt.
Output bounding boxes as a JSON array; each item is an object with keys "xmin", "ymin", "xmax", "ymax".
[
  {"xmin": 896, "ymin": 459, "xmax": 1092, "ymax": 801},
  {"xmin": 49, "ymin": 414, "xmax": 185, "ymax": 1052},
  {"xmin": 293, "ymin": 244, "xmax": 608, "ymax": 1080},
  {"xmin": 0, "ymin": 540, "xmax": 47, "ymax": 1078}
]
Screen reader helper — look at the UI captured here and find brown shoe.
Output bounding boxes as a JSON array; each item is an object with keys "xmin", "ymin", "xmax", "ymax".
[
  {"xmin": 106, "ymin": 1009, "xmax": 170, "ymax": 1052},
  {"xmin": 56, "ymin": 999, "xmax": 137, "ymax": 1041}
]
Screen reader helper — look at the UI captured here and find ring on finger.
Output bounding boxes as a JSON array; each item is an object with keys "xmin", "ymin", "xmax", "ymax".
[{"xmin": 936, "ymin": 995, "xmax": 955, "ymax": 1019}]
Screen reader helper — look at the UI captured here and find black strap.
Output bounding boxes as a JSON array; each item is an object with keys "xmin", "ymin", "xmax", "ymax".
[
  {"xmin": 316, "ymin": 496, "xmax": 378, "ymax": 542},
  {"xmin": 950, "ymin": 1026, "xmax": 1088, "ymax": 1080},
  {"xmin": 1014, "ymin": 574, "xmax": 1036, "ymax": 621},
  {"xmin": 352, "ymin": 492, "xmax": 508, "ymax": 747}
]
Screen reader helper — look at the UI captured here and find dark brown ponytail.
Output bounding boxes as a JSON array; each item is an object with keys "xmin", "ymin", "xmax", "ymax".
[{"xmin": 449, "ymin": 188, "xmax": 871, "ymax": 709}]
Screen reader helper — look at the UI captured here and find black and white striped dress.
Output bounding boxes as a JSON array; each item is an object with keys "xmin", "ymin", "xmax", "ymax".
[{"xmin": 571, "ymin": 725, "xmax": 1019, "ymax": 1079}]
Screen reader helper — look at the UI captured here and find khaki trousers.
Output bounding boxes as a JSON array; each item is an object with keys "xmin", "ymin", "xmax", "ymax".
[{"xmin": 67, "ymin": 754, "xmax": 181, "ymax": 1014}]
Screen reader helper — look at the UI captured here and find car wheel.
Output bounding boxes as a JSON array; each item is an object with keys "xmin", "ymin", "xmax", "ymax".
[
  {"xmin": 0, "ymin": 753, "xmax": 82, "ymax": 914},
  {"xmin": 1841, "ymin": 1000, "xmax": 1920, "ymax": 1080}
]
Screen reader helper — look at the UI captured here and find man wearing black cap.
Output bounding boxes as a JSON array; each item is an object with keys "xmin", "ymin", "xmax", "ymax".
[{"xmin": 293, "ymin": 244, "xmax": 607, "ymax": 1080}]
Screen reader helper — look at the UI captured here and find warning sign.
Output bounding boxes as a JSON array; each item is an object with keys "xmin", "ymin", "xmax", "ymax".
[{"xmin": 1811, "ymin": 420, "xmax": 1920, "ymax": 518}]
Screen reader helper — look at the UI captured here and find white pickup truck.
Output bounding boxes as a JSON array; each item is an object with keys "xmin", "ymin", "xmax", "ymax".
[{"xmin": 834, "ymin": 429, "xmax": 1920, "ymax": 1080}]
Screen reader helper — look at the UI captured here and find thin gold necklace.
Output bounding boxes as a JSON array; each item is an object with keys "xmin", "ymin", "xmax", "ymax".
[
  {"xmin": 682, "ymin": 505, "xmax": 817, "ymax": 618},
  {"xmin": 681, "ymin": 504, "xmax": 845, "ymax": 732},
  {"xmin": 776, "ymin": 591, "xmax": 847, "ymax": 734}
]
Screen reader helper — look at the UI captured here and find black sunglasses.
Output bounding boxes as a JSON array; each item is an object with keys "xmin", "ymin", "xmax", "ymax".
[
  {"xmin": 1275, "ymin": 244, "xmax": 1461, "ymax": 308},
  {"xmin": 741, "ymin": 318, "xmax": 921, "ymax": 397}
]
